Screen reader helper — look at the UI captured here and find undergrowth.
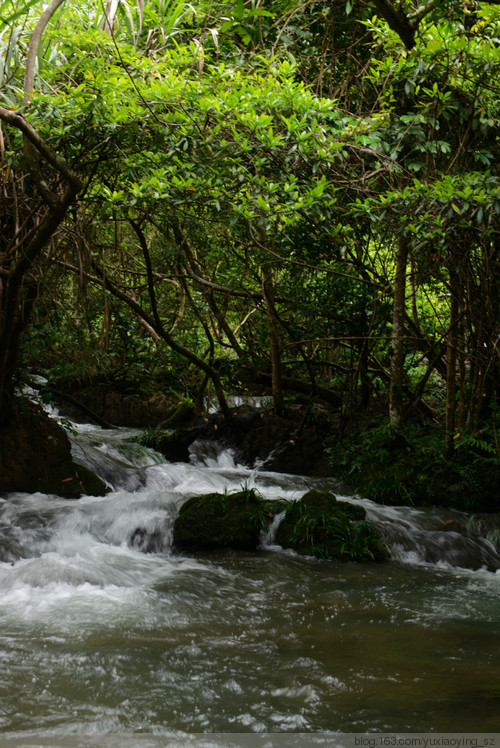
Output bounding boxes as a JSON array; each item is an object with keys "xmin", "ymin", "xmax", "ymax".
[{"xmin": 327, "ymin": 423, "xmax": 500, "ymax": 512}]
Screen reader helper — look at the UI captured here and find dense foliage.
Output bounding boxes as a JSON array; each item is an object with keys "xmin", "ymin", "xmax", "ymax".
[{"xmin": 1, "ymin": 0, "xmax": 499, "ymax": 507}]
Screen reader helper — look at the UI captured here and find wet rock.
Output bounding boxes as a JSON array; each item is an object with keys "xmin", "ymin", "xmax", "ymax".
[
  {"xmin": 47, "ymin": 461, "xmax": 111, "ymax": 499},
  {"xmin": 257, "ymin": 431, "xmax": 331, "ymax": 476},
  {"xmin": 129, "ymin": 527, "xmax": 166, "ymax": 554},
  {"xmin": 140, "ymin": 429, "xmax": 194, "ymax": 463},
  {"xmin": 441, "ymin": 519, "xmax": 466, "ymax": 534},
  {"xmin": 275, "ymin": 489, "xmax": 387, "ymax": 562},
  {"xmin": 0, "ymin": 399, "xmax": 109, "ymax": 497},
  {"xmin": 229, "ymin": 408, "xmax": 331, "ymax": 476},
  {"xmin": 173, "ymin": 489, "xmax": 265, "ymax": 551},
  {"xmin": 137, "ymin": 404, "xmax": 333, "ymax": 477},
  {"xmin": 159, "ymin": 400, "xmax": 196, "ymax": 430},
  {"xmin": 400, "ymin": 530, "xmax": 500, "ymax": 572}
]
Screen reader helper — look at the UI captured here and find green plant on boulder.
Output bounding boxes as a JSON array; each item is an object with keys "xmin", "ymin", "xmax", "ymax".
[
  {"xmin": 275, "ymin": 489, "xmax": 387, "ymax": 562},
  {"xmin": 173, "ymin": 488, "xmax": 265, "ymax": 551},
  {"xmin": 138, "ymin": 429, "xmax": 194, "ymax": 462}
]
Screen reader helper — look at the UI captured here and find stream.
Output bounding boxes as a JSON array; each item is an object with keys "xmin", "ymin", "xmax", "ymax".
[{"xmin": 1, "ymin": 416, "xmax": 500, "ymax": 742}]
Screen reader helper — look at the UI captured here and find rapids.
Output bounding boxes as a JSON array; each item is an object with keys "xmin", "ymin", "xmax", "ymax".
[{"xmin": 1, "ymin": 417, "xmax": 500, "ymax": 741}]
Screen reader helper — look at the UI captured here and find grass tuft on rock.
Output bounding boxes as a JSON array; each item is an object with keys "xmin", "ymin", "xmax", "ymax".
[{"xmin": 275, "ymin": 489, "xmax": 387, "ymax": 562}]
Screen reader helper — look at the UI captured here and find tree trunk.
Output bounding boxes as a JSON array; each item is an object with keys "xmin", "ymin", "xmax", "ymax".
[
  {"xmin": 0, "ymin": 0, "xmax": 80, "ymax": 424},
  {"xmin": 389, "ymin": 235, "xmax": 409, "ymax": 429},
  {"xmin": 262, "ymin": 264, "xmax": 284, "ymax": 416},
  {"xmin": 445, "ymin": 276, "xmax": 459, "ymax": 456}
]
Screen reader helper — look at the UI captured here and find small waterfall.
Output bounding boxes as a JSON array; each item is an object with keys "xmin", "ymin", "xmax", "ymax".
[
  {"xmin": 70, "ymin": 423, "xmax": 166, "ymax": 491},
  {"xmin": 360, "ymin": 499, "xmax": 500, "ymax": 572},
  {"xmin": 260, "ymin": 510, "xmax": 287, "ymax": 549},
  {"xmin": 188, "ymin": 439, "xmax": 239, "ymax": 469},
  {"xmin": 6, "ymin": 407, "xmax": 500, "ymax": 574},
  {"xmin": 69, "ymin": 422, "xmax": 500, "ymax": 573}
]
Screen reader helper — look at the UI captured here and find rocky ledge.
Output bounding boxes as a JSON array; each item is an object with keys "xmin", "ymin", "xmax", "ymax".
[{"xmin": 0, "ymin": 399, "xmax": 109, "ymax": 498}]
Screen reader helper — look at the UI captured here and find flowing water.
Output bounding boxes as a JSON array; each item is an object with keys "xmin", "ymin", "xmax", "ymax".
[{"xmin": 1, "ymin": 417, "xmax": 500, "ymax": 742}]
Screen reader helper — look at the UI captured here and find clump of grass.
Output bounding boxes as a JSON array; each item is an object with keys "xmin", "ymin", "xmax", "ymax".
[{"xmin": 275, "ymin": 489, "xmax": 386, "ymax": 562}]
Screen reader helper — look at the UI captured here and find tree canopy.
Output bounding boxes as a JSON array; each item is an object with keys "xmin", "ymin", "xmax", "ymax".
[{"xmin": 1, "ymin": 0, "xmax": 499, "ymax": 495}]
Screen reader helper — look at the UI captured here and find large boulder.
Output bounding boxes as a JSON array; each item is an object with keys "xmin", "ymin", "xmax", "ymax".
[
  {"xmin": 139, "ymin": 429, "xmax": 195, "ymax": 463},
  {"xmin": 219, "ymin": 406, "xmax": 331, "ymax": 476},
  {"xmin": 173, "ymin": 489, "xmax": 265, "ymax": 551},
  {"xmin": 275, "ymin": 489, "xmax": 387, "ymax": 562},
  {"xmin": 138, "ymin": 400, "xmax": 199, "ymax": 461},
  {"xmin": 0, "ymin": 400, "xmax": 109, "ymax": 497}
]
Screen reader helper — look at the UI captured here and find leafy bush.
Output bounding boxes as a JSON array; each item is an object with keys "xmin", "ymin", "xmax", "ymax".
[{"xmin": 328, "ymin": 423, "xmax": 500, "ymax": 511}]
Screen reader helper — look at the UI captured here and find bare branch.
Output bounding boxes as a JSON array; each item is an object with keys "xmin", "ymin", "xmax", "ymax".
[{"xmin": 24, "ymin": 0, "xmax": 67, "ymax": 101}]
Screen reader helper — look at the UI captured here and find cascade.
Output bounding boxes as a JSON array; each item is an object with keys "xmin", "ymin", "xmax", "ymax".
[
  {"xmin": 68, "ymin": 420, "xmax": 500, "ymax": 573},
  {"xmin": 1, "ymin": 412, "xmax": 500, "ymax": 735},
  {"xmin": 2, "ymin": 416, "xmax": 499, "ymax": 571}
]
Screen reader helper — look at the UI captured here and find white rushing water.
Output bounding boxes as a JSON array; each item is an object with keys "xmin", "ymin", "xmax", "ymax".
[{"xmin": 1, "ymin": 418, "xmax": 500, "ymax": 742}]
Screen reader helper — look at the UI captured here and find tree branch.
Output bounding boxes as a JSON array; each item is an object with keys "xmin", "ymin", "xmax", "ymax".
[
  {"xmin": 371, "ymin": 0, "xmax": 417, "ymax": 48},
  {"xmin": 408, "ymin": 0, "xmax": 437, "ymax": 25},
  {"xmin": 0, "ymin": 107, "xmax": 83, "ymax": 195}
]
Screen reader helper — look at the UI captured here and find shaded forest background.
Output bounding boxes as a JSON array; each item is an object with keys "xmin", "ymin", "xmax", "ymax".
[{"xmin": 1, "ymin": 0, "xmax": 499, "ymax": 509}]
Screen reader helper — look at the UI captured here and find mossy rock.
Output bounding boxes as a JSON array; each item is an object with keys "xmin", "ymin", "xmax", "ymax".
[
  {"xmin": 44, "ymin": 461, "xmax": 111, "ymax": 498},
  {"xmin": 275, "ymin": 489, "xmax": 386, "ymax": 562},
  {"xmin": 160, "ymin": 400, "xmax": 195, "ymax": 430},
  {"xmin": 291, "ymin": 489, "xmax": 365, "ymax": 521},
  {"xmin": 140, "ymin": 429, "xmax": 194, "ymax": 462},
  {"xmin": 173, "ymin": 489, "xmax": 265, "ymax": 551}
]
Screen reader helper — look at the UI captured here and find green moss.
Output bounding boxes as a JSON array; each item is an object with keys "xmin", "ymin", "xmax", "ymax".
[
  {"xmin": 275, "ymin": 489, "xmax": 386, "ymax": 562},
  {"xmin": 138, "ymin": 429, "xmax": 193, "ymax": 462},
  {"xmin": 160, "ymin": 399, "xmax": 195, "ymax": 429},
  {"xmin": 172, "ymin": 487, "xmax": 386, "ymax": 562},
  {"xmin": 44, "ymin": 461, "xmax": 111, "ymax": 498},
  {"xmin": 173, "ymin": 489, "xmax": 265, "ymax": 551}
]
